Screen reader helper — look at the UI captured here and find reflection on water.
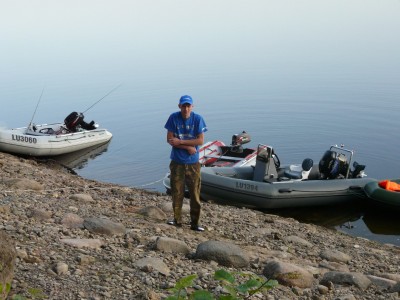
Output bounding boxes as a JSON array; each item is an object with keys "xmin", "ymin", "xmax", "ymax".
[
  {"xmin": 50, "ymin": 141, "xmax": 111, "ymax": 169},
  {"xmin": 268, "ymin": 203, "xmax": 363, "ymax": 230},
  {"xmin": 271, "ymin": 202, "xmax": 400, "ymax": 246},
  {"xmin": 362, "ymin": 207, "xmax": 400, "ymax": 235}
]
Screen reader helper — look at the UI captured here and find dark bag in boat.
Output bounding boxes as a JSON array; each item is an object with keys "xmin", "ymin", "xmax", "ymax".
[{"xmin": 64, "ymin": 112, "xmax": 83, "ymax": 131}]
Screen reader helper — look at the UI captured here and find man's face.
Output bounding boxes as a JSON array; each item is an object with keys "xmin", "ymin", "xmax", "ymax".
[{"xmin": 179, "ymin": 103, "xmax": 193, "ymax": 119}]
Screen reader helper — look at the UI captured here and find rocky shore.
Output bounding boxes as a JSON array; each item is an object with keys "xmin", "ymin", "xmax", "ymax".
[{"xmin": 0, "ymin": 152, "xmax": 399, "ymax": 300}]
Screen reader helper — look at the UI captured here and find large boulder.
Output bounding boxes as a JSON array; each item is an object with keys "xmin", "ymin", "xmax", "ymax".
[
  {"xmin": 5, "ymin": 178, "xmax": 43, "ymax": 191},
  {"xmin": 263, "ymin": 260, "xmax": 314, "ymax": 288},
  {"xmin": 70, "ymin": 193, "xmax": 94, "ymax": 202},
  {"xmin": 195, "ymin": 240, "xmax": 249, "ymax": 267},
  {"xmin": 154, "ymin": 237, "xmax": 190, "ymax": 254},
  {"xmin": 320, "ymin": 271, "xmax": 371, "ymax": 290},
  {"xmin": 320, "ymin": 249, "xmax": 352, "ymax": 263},
  {"xmin": 83, "ymin": 217, "xmax": 126, "ymax": 236},
  {"xmin": 61, "ymin": 213, "xmax": 84, "ymax": 229},
  {"xmin": 137, "ymin": 206, "xmax": 167, "ymax": 221},
  {"xmin": 0, "ymin": 231, "xmax": 16, "ymax": 300},
  {"xmin": 134, "ymin": 257, "xmax": 170, "ymax": 276}
]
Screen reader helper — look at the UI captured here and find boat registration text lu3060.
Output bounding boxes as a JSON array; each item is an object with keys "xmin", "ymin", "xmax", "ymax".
[{"xmin": 12, "ymin": 134, "xmax": 38, "ymax": 144}]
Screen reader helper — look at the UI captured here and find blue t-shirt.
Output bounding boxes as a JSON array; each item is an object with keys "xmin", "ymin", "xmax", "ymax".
[{"xmin": 164, "ymin": 111, "xmax": 208, "ymax": 164}]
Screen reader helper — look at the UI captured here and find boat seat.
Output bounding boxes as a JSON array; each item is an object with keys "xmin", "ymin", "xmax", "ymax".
[
  {"xmin": 284, "ymin": 158, "xmax": 314, "ymax": 180},
  {"xmin": 253, "ymin": 148, "xmax": 278, "ymax": 182}
]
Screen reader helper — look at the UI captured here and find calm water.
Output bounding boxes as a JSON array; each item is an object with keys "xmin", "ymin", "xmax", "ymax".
[{"xmin": 1, "ymin": 1, "xmax": 400, "ymax": 245}]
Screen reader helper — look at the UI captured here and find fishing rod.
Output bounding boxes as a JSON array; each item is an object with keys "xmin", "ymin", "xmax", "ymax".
[
  {"xmin": 82, "ymin": 84, "xmax": 122, "ymax": 114},
  {"xmin": 26, "ymin": 87, "xmax": 45, "ymax": 132}
]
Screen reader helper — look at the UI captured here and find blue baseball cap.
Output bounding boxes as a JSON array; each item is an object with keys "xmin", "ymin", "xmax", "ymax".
[{"xmin": 179, "ymin": 95, "xmax": 193, "ymax": 105}]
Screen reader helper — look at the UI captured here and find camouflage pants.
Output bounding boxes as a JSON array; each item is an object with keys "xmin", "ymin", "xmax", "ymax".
[{"xmin": 169, "ymin": 161, "xmax": 201, "ymax": 225}]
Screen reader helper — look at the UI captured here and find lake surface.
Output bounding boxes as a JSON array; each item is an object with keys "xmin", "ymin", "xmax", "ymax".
[{"xmin": 1, "ymin": 1, "xmax": 400, "ymax": 246}]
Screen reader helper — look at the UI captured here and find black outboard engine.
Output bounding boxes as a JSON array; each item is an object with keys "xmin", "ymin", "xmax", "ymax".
[
  {"xmin": 319, "ymin": 150, "xmax": 350, "ymax": 179},
  {"xmin": 231, "ymin": 131, "xmax": 251, "ymax": 146},
  {"xmin": 319, "ymin": 150, "xmax": 338, "ymax": 179},
  {"xmin": 64, "ymin": 112, "xmax": 96, "ymax": 132},
  {"xmin": 352, "ymin": 161, "xmax": 366, "ymax": 178},
  {"xmin": 64, "ymin": 112, "xmax": 83, "ymax": 132},
  {"xmin": 331, "ymin": 154, "xmax": 349, "ymax": 179},
  {"xmin": 231, "ymin": 131, "xmax": 251, "ymax": 153}
]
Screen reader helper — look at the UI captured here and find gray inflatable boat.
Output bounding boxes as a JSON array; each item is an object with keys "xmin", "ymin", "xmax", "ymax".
[{"xmin": 200, "ymin": 144, "xmax": 376, "ymax": 209}]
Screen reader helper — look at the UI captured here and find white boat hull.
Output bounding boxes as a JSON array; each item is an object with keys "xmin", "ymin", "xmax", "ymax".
[{"xmin": 0, "ymin": 123, "xmax": 112, "ymax": 156}]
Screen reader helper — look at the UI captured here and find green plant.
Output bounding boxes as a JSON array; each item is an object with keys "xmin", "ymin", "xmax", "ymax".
[
  {"xmin": 0, "ymin": 282, "xmax": 12, "ymax": 298},
  {"xmin": 11, "ymin": 295, "xmax": 27, "ymax": 300},
  {"xmin": 166, "ymin": 274, "xmax": 198, "ymax": 300},
  {"xmin": 9, "ymin": 287, "xmax": 46, "ymax": 300},
  {"xmin": 214, "ymin": 269, "xmax": 278, "ymax": 300},
  {"xmin": 166, "ymin": 269, "xmax": 278, "ymax": 300},
  {"xmin": 27, "ymin": 288, "xmax": 47, "ymax": 299}
]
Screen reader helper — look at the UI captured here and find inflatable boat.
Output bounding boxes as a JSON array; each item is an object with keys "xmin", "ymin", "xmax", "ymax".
[
  {"xmin": 200, "ymin": 144, "xmax": 376, "ymax": 209},
  {"xmin": 364, "ymin": 179, "xmax": 400, "ymax": 210},
  {"xmin": 0, "ymin": 112, "xmax": 112, "ymax": 157}
]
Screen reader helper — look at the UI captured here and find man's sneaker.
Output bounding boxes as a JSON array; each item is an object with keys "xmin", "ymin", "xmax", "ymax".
[
  {"xmin": 190, "ymin": 224, "xmax": 205, "ymax": 232},
  {"xmin": 167, "ymin": 219, "xmax": 182, "ymax": 227}
]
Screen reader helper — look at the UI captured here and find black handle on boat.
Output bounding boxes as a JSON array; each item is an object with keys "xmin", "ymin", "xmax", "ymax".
[
  {"xmin": 349, "ymin": 185, "xmax": 362, "ymax": 190},
  {"xmin": 279, "ymin": 188, "xmax": 292, "ymax": 193}
]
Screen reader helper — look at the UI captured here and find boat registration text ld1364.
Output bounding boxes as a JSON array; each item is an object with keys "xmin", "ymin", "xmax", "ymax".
[{"xmin": 236, "ymin": 182, "xmax": 258, "ymax": 192}]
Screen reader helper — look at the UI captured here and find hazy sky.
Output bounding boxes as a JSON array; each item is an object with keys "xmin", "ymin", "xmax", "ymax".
[{"xmin": 1, "ymin": 1, "xmax": 399, "ymax": 86}]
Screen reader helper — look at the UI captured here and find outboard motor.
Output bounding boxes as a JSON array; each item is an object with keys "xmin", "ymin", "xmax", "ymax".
[
  {"xmin": 231, "ymin": 131, "xmax": 251, "ymax": 146},
  {"xmin": 336, "ymin": 154, "xmax": 349, "ymax": 178},
  {"xmin": 352, "ymin": 161, "xmax": 366, "ymax": 178},
  {"xmin": 230, "ymin": 131, "xmax": 251, "ymax": 153},
  {"xmin": 319, "ymin": 150, "xmax": 351, "ymax": 179},
  {"xmin": 330, "ymin": 154, "xmax": 350, "ymax": 178},
  {"xmin": 64, "ymin": 112, "xmax": 96, "ymax": 132},
  {"xmin": 319, "ymin": 150, "xmax": 336, "ymax": 179},
  {"xmin": 64, "ymin": 112, "xmax": 83, "ymax": 132}
]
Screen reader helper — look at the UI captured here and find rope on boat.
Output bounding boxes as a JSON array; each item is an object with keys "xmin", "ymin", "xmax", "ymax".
[
  {"xmin": 1, "ymin": 177, "xmax": 166, "ymax": 195},
  {"xmin": 1, "ymin": 186, "xmax": 117, "ymax": 194},
  {"xmin": 136, "ymin": 177, "xmax": 164, "ymax": 187}
]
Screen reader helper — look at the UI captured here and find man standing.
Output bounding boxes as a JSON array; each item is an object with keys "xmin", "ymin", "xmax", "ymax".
[{"xmin": 164, "ymin": 95, "xmax": 207, "ymax": 231}]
